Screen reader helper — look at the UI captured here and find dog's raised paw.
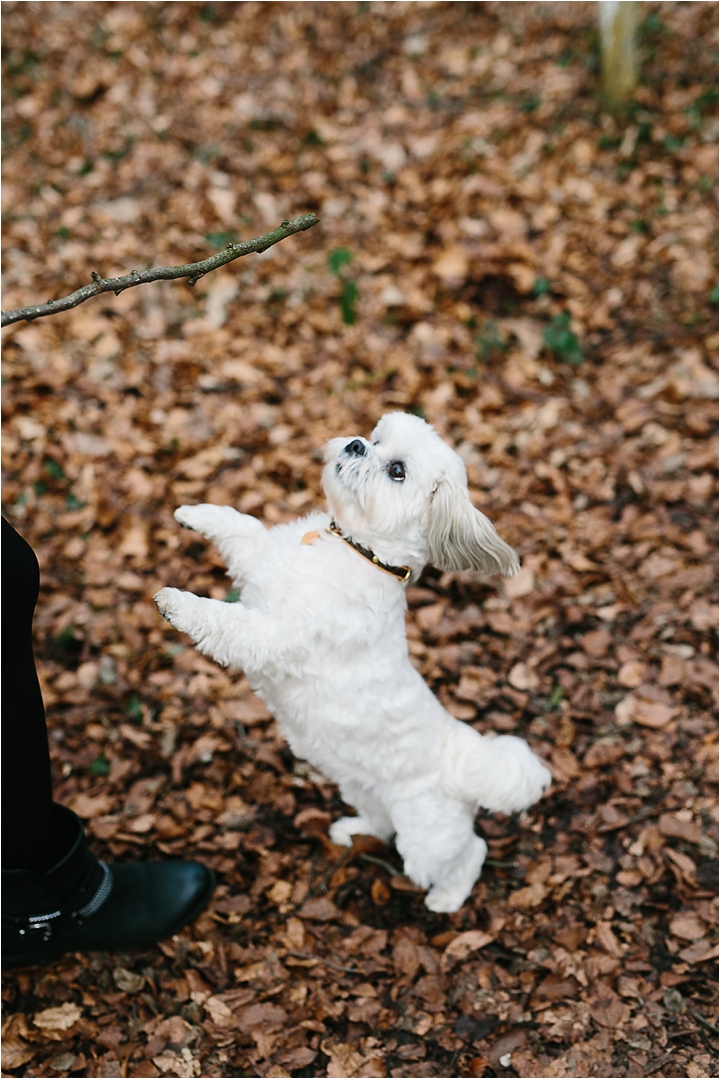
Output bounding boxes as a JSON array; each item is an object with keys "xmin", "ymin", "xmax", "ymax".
[
  {"xmin": 174, "ymin": 503, "xmax": 243, "ymax": 537},
  {"xmin": 174, "ymin": 505, "xmax": 205, "ymax": 531},
  {"xmin": 154, "ymin": 587, "xmax": 183, "ymax": 624}
]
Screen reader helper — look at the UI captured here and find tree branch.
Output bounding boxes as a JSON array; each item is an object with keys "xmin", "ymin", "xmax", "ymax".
[{"xmin": 1, "ymin": 212, "xmax": 319, "ymax": 328}]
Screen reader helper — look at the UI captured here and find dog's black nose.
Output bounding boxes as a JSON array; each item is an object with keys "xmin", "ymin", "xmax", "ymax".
[{"xmin": 345, "ymin": 439, "xmax": 366, "ymax": 457}]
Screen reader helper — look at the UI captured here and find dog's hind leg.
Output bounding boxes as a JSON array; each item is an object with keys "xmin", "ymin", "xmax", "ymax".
[
  {"xmin": 392, "ymin": 795, "xmax": 487, "ymax": 913},
  {"xmin": 423, "ymin": 835, "xmax": 487, "ymax": 913},
  {"xmin": 174, "ymin": 505, "xmax": 268, "ymax": 584}
]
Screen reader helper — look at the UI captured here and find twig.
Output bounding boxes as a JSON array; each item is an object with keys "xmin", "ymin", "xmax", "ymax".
[
  {"xmin": 358, "ymin": 852, "xmax": 402, "ymax": 877},
  {"xmin": 690, "ymin": 1011, "xmax": 720, "ymax": 1058},
  {"xmin": 1, "ymin": 212, "xmax": 319, "ymax": 327},
  {"xmin": 314, "ymin": 845, "xmax": 354, "ymax": 897},
  {"xmin": 595, "ymin": 804, "xmax": 665, "ymax": 834},
  {"xmin": 285, "ymin": 950, "xmax": 362, "ymax": 976},
  {"xmin": 643, "ymin": 1051, "xmax": 675, "ymax": 1077},
  {"xmin": 690, "ymin": 1009, "xmax": 719, "ymax": 1037}
]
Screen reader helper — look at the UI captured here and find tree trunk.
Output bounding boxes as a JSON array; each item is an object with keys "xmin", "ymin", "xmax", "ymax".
[{"xmin": 599, "ymin": 1, "xmax": 639, "ymax": 114}]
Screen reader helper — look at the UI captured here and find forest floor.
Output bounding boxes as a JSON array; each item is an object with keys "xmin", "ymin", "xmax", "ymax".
[{"xmin": 1, "ymin": 3, "xmax": 718, "ymax": 1077}]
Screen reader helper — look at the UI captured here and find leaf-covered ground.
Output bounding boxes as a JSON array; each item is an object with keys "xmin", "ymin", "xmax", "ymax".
[{"xmin": 1, "ymin": 3, "xmax": 717, "ymax": 1077}]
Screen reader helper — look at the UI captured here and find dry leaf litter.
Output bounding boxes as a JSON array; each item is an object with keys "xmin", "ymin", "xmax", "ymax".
[{"xmin": 1, "ymin": 3, "xmax": 717, "ymax": 1077}]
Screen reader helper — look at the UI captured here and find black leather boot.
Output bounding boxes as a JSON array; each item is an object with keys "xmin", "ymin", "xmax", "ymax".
[{"xmin": 2, "ymin": 805, "xmax": 216, "ymax": 970}]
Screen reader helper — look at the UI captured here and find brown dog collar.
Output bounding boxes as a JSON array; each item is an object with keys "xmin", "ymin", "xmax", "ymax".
[{"xmin": 325, "ymin": 520, "xmax": 412, "ymax": 583}]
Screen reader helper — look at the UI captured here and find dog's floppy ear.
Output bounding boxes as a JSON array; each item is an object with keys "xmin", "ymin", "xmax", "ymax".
[{"xmin": 427, "ymin": 478, "xmax": 520, "ymax": 576}]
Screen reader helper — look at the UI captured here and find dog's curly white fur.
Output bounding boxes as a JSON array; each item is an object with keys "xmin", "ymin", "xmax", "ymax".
[{"xmin": 155, "ymin": 412, "xmax": 551, "ymax": 912}]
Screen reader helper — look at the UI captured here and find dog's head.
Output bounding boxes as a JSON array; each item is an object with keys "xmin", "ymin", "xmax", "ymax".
[{"xmin": 322, "ymin": 412, "xmax": 519, "ymax": 577}]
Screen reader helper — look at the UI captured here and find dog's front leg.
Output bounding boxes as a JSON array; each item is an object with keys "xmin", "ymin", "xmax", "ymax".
[
  {"xmin": 154, "ymin": 587, "xmax": 287, "ymax": 670},
  {"xmin": 174, "ymin": 505, "xmax": 268, "ymax": 584}
]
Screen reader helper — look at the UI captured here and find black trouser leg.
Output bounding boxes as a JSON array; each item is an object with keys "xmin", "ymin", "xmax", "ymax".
[
  {"xmin": 1, "ymin": 517, "xmax": 59, "ymax": 871},
  {"xmin": 1, "ymin": 522, "xmax": 216, "ymax": 969}
]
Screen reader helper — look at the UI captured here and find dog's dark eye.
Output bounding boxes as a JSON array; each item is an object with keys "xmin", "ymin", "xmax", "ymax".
[{"xmin": 388, "ymin": 461, "xmax": 406, "ymax": 481}]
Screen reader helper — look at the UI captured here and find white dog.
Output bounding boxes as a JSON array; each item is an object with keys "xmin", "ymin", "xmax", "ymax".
[{"xmin": 155, "ymin": 412, "xmax": 550, "ymax": 912}]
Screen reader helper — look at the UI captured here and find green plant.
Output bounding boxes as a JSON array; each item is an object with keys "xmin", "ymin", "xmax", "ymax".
[
  {"xmin": 101, "ymin": 137, "xmax": 136, "ymax": 162},
  {"xmin": 44, "ymin": 457, "xmax": 66, "ymax": 481},
  {"xmin": 546, "ymin": 685, "xmax": 565, "ymax": 711},
  {"xmin": 519, "ymin": 94, "xmax": 540, "ymax": 113},
  {"xmin": 88, "ymin": 753, "xmax": 110, "ymax": 776},
  {"xmin": 55, "ymin": 628, "xmax": 79, "ymax": 651},
  {"xmin": 339, "ymin": 281, "xmax": 358, "ymax": 325},
  {"xmin": 662, "ymin": 134, "xmax": 685, "ymax": 155},
  {"xmin": 193, "ymin": 144, "xmax": 222, "ymax": 163},
  {"xmin": 327, "ymin": 248, "xmax": 358, "ymax": 325},
  {"xmin": 475, "ymin": 320, "xmax": 505, "ymax": 361},
  {"xmin": 686, "ymin": 88, "xmax": 719, "ymax": 130},
  {"xmin": 639, "ymin": 11, "xmax": 665, "ymax": 38},
  {"xmin": 543, "ymin": 313, "xmax": 582, "ymax": 365},
  {"xmin": 205, "ymin": 230, "xmax": 239, "ymax": 249},
  {"xmin": 597, "ymin": 134, "xmax": 621, "ymax": 151},
  {"xmin": 327, "ymin": 247, "xmax": 353, "ymax": 275},
  {"xmin": 126, "ymin": 695, "xmax": 143, "ymax": 723}
]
